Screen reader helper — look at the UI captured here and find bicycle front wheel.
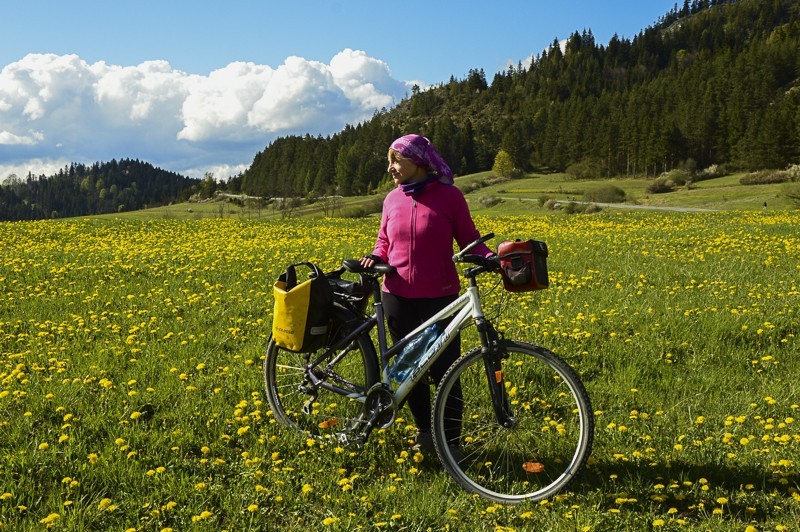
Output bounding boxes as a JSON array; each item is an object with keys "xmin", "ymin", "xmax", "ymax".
[
  {"xmin": 264, "ymin": 306, "xmax": 379, "ymax": 439},
  {"xmin": 432, "ymin": 340, "xmax": 593, "ymax": 504}
]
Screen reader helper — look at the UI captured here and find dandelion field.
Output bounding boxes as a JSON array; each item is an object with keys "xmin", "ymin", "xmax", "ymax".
[{"xmin": 1, "ymin": 211, "xmax": 798, "ymax": 531}]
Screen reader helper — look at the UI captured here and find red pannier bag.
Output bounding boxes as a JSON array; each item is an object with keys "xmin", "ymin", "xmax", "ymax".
[{"xmin": 497, "ymin": 239, "xmax": 549, "ymax": 292}]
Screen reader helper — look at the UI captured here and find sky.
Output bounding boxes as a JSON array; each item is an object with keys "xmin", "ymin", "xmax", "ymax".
[{"xmin": 1, "ymin": 0, "xmax": 679, "ymax": 181}]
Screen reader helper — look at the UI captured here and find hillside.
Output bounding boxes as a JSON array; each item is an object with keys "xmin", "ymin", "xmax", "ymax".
[
  {"xmin": 0, "ymin": 159, "xmax": 200, "ymax": 221},
  {"xmin": 238, "ymin": 0, "xmax": 800, "ymax": 198}
]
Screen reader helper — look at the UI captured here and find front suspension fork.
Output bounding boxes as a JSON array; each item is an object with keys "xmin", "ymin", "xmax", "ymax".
[{"xmin": 477, "ymin": 320, "xmax": 517, "ymax": 428}]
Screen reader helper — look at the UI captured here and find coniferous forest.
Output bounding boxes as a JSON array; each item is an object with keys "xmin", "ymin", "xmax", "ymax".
[
  {"xmin": 2, "ymin": 0, "xmax": 798, "ymax": 220},
  {"xmin": 235, "ymin": 0, "xmax": 800, "ymax": 198},
  {"xmin": 0, "ymin": 160, "xmax": 199, "ymax": 221}
]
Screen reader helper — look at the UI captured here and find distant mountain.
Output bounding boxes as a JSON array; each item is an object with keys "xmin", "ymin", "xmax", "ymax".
[
  {"xmin": 0, "ymin": 159, "xmax": 200, "ymax": 221},
  {"xmin": 236, "ymin": 0, "xmax": 800, "ymax": 198}
]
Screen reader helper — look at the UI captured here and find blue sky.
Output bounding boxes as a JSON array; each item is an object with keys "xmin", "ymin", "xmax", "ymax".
[{"xmin": 1, "ymin": 0, "xmax": 678, "ymax": 180}]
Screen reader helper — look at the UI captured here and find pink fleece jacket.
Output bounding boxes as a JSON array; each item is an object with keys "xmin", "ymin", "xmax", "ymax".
[{"xmin": 371, "ymin": 181, "xmax": 493, "ymax": 298}]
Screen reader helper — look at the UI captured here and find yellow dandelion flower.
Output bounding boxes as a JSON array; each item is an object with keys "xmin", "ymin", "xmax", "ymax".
[{"xmin": 39, "ymin": 513, "xmax": 60, "ymax": 525}]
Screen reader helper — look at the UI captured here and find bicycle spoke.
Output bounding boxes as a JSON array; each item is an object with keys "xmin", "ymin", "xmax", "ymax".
[{"xmin": 433, "ymin": 341, "xmax": 593, "ymax": 504}]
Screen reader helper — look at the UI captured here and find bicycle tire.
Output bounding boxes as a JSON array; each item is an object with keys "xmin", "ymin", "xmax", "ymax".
[
  {"xmin": 432, "ymin": 340, "xmax": 594, "ymax": 504},
  {"xmin": 264, "ymin": 304, "xmax": 379, "ymax": 438}
]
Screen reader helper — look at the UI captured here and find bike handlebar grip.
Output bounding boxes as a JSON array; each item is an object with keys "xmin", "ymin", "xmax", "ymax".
[{"xmin": 342, "ymin": 258, "xmax": 396, "ymax": 275}]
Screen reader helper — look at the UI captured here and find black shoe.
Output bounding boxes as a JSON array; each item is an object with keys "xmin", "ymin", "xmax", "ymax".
[{"xmin": 411, "ymin": 431, "xmax": 435, "ymax": 453}]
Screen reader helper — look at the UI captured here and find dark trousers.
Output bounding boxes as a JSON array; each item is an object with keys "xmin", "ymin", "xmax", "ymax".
[{"xmin": 382, "ymin": 292, "xmax": 463, "ymax": 444}]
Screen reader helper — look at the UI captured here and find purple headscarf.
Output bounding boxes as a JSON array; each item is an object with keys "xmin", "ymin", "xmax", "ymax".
[{"xmin": 390, "ymin": 134, "xmax": 454, "ymax": 184}]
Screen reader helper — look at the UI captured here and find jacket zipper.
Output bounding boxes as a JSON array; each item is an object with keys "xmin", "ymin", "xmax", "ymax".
[{"xmin": 409, "ymin": 198, "xmax": 417, "ymax": 287}]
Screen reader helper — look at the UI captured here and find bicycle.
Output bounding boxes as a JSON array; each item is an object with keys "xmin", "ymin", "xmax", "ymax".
[{"xmin": 263, "ymin": 233, "xmax": 594, "ymax": 504}]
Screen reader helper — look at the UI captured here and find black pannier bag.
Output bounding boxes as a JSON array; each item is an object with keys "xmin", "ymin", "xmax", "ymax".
[
  {"xmin": 497, "ymin": 239, "xmax": 549, "ymax": 292},
  {"xmin": 272, "ymin": 262, "xmax": 333, "ymax": 352}
]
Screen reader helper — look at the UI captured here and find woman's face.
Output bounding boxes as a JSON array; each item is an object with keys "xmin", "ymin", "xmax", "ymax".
[{"xmin": 387, "ymin": 153, "xmax": 423, "ymax": 185}]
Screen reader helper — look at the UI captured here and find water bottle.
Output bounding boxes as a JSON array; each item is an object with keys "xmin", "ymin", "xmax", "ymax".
[{"xmin": 390, "ymin": 321, "xmax": 444, "ymax": 383}]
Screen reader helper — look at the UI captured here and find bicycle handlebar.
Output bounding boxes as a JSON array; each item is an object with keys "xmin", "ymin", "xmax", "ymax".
[
  {"xmin": 341, "ymin": 258, "xmax": 396, "ymax": 276},
  {"xmin": 455, "ymin": 254, "xmax": 501, "ymax": 271},
  {"xmin": 331, "ymin": 232, "xmax": 496, "ymax": 280},
  {"xmin": 453, "ymin": 232, "xmax": 494, "ymax": 261}
]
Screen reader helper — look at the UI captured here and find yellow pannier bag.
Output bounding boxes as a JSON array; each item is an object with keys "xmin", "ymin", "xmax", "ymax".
[{"xmin": 272, "ymin": 262, "xmax": 333, "ymax": 352}]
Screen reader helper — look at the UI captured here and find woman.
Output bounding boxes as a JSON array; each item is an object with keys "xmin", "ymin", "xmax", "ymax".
[{"xmin": 360, "ymin": 134, "xmax": 493, "ymax": 455}]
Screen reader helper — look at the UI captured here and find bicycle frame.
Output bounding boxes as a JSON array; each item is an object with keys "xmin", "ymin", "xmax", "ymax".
[
  {"xmin": 380, "ymin": 286, "xmax": 482, "ymax": 404},
  {"xmin": 306, "ymin": 284, "xmax": 483, "ymax": 407}
]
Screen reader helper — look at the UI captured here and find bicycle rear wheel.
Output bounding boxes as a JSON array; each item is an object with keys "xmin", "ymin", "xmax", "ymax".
[
  {"xmin": 264, "ymin": 305, "xmax": 379, "ymax": 439},
  {"xmin": 432, "ymin": 340, "xmax": 593, "ymax": 504}
]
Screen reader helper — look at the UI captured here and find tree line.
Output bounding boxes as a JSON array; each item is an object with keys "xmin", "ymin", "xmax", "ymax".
[
  {"xmin": 233, "ymin": 0, "xmax": 799, "ymax": 198},
  {"xmin": 0, "ymin": 159, "xmax": 200, "ymax": 221}
]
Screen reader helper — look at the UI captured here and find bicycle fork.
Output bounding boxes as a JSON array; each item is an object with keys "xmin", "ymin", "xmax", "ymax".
[{"xmin": 477, "ymin": 319, "xmax": 518, "ymax": 428}]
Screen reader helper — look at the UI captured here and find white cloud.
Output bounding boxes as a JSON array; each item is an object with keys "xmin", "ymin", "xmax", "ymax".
[
  {"xmin": 179, "ymin": 61, "xmax": 274, "ymax": 142},
  {"xmin": 0, "ymin": 129, "xmax": 43, "ymax": 145},
  {"xmin": 0, "ymin": 157, "xmax": 73, "ymax": 180},
  {"xmin": 0, "ymin": 51, "xmax": 416, "ymax": 179}
]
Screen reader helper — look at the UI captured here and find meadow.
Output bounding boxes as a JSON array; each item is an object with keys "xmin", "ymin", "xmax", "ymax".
[{"xmin": 1, "ymin": 209, "xmax": 798, "ymax": 531}]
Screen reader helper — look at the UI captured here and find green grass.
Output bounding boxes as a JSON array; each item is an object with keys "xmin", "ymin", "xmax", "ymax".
[
  {"xmin": 464, "ymin": 171, "xmax": 795, "ymax": 213},
  {"xmin": 1, "ymin": 208, "xmax": 799, "ymax": 530}
]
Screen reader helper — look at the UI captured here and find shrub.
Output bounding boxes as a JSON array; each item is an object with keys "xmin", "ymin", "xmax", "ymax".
[
  {"xmin": 697, "ymin": 164, "xmax": 725, "ymax": 181},
  {"xmin": 543, "ymin": 198, "xmax": 560, "ymax": 211},
  {"xmin": 646, "ymin": 178, "xmax": 676, "ymax": 194},
  {"xmin": 740, "ymin": 170, "xmax": 790, "ymax": 185},
  {"xmin": 479, "ymin": 196, "xmax": 503, "ymax": 208},
  {"xmin": 584, "ymin": 203, "xmax": 603, "ymax": 214},
  {"xmin": 460, "ymin": 180, "xmax": 488, "ymax": 194},
  {"xmin": 662, "ymin": 169, "xmax": 692, "ymax": 186},
  {"xmin": 583, "ymin": 185, "xmax": 626, "ymax": 203},
  {"xmin": 562, "ymin": 201, "xmax": 577, "ymax": 214},
  {"xmin": 538, "ymin": 194, "xmax": 553, "ymax": 207},
  {"xmin": 785, "ymin": 164, "xmax": 800, "ymax": 182}
]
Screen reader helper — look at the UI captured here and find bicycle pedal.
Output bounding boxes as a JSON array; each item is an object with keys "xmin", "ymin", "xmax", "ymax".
[
  {"xmin": 335, "ymin": 431, "xmax": 365, "ymax": 449},
  {"xmin": 301, "ymin": 397, "xmax": 316, "ymax": 415}
]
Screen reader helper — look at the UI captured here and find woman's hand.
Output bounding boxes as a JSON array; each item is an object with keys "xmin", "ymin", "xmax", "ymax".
[{"xmin": 360, "ymin": 255, "xmax": 376, "ymax": 268}]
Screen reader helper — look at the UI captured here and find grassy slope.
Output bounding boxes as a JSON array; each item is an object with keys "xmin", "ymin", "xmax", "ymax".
[{"xmin": 95, "ymin": 171, "xmax": 795, "ymax": 222}]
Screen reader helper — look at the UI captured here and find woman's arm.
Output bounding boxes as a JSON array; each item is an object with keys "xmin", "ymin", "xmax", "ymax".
[{"xmin": 451, "ymin": 188, "xmax": 494, "ymax": 257}]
